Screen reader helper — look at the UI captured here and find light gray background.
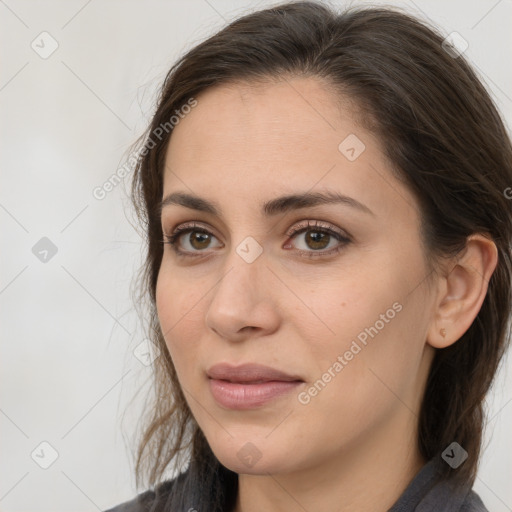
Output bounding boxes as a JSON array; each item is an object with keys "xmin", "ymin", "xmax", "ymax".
[{"xmin": 1, "ymin": 1, "xmax": 511, "ymax": 511}]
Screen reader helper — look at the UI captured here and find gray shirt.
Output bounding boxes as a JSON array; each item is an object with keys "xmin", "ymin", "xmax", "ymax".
[{"xmin": 104, "ymin": 455, "xmax": 488, "ymax": 512}]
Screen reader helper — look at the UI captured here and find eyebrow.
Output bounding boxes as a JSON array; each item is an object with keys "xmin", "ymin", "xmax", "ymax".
[{"xmin": 158, "ymin": 190, "xmax": 374, "ymax": 217}]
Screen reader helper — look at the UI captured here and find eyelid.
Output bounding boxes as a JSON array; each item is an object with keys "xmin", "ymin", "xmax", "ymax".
[
  {"xmin": 164, "ymin": 221, "xmax": 222, "ymax": 245},
  {"xmin": 284, "ymin": 219, "xmax": 351, "ymax": 240},
  {"xmin": 169, "ymin": 221, "xmax": 213, "ymax": 236}
]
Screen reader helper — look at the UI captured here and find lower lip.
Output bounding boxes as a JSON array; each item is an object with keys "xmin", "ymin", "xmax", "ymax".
[{"xmin": 208, "ymin": 378, "xmax": 303, "ymax": 409}]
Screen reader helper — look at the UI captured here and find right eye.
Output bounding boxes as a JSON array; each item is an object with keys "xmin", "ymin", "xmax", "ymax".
[{"xmin": 163, "ymin": 223, "xmax": 223, "ymax": 257}]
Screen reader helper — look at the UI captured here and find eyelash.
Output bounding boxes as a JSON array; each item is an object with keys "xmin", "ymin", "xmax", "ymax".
[{"xmin": 162, "ymin": 220, "xmax": 352, "ymax": 260}]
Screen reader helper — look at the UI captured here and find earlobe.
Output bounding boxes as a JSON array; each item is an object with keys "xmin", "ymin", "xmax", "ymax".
[{"xmin": 427, "ymin": 234, "xmax": 498, "ymax": 349}]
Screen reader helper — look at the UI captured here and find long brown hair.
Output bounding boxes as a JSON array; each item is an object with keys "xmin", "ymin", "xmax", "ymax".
[{"xmin": 128, "ymin": 1, "xmax": 512, "ymax": 508}]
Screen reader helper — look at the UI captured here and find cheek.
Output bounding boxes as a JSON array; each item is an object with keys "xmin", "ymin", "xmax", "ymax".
[
  {"xmin": 291, "ymin": 251, "xmax": 429, "ymax": 407},
  {"xmin": 155, "ymin": 266, "xmax": 206, "ymax": 377},
  {"xmin": 286, "ymin": 263, "xmax": 401, "ymax": 362},
  {"xmin": 293, "ymin": 299, "xmax": 424, "ymax": 451}
]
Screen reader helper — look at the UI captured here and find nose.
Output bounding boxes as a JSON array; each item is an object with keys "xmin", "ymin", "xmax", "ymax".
[{"xmin": 205, "ymin": 247, "xmax": 281, "ymax": 343}]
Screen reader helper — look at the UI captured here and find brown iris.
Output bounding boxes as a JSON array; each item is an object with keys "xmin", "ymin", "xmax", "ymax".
[
  {"xmin": 304, "ymin": 230, "xmax": 330, "ymax": 250},
  {"xmin": 189, "ymin": 231, "xmax": 211, "ymax": 250}
]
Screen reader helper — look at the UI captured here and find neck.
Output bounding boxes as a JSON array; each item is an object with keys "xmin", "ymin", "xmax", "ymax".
[{"xmin": 232, "ymin": 411, "xmax": 426, "ymax": 512}]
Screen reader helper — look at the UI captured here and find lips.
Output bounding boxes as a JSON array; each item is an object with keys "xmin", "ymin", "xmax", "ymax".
[
  {"xmin": 206, "ymin": 363, "xmax": 304, "ymax": 409},
  {"xmin": 206, "ymin": 362, "xmax": 303, "ymax": 383}
]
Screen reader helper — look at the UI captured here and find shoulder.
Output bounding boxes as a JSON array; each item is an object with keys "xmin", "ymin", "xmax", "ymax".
[
  {"xmin": 388, "ymin": 455, "xmax": 490, "ymax": 512},
  {"xmin": 460, "ymin": 490, "xmax": 489, "ymax": 512},
  {"xmin": 103, "ymin": 479, "xmax": 177, "ymax": 512},
  {"xmin": 103, "ymin": 457, "xmax": 237, "ymax": 512}
]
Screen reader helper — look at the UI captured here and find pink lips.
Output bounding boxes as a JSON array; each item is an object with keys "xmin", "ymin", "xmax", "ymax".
[{"xmin": 207, "ymin": 363, "xmax": 304, "ymax": 410}]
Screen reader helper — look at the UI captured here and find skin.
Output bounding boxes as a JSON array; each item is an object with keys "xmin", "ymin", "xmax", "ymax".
[{"xmin": 155, "ymin": 76, "xmax": 497, "ymax": 512}]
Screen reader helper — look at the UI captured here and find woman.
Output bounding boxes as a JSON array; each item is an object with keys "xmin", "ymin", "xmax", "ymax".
[{"xmin": 105, "ymin": 1, "xmax": 512, "ymax": 511}]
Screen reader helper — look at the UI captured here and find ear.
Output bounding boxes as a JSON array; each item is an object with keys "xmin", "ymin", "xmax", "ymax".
[{"xmin": 427, "ymin": 234, "xmax": 498, "ymax": 349}]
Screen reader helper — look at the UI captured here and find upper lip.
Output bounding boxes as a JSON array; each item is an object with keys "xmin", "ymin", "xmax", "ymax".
[{"xmin": 207, "ymin": 363, "xmax": 304, "ymax": 383}]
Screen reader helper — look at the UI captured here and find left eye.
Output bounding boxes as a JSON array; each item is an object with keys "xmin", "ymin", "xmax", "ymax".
[{"xmin": 284, "ymin": 223, "xmax": 351, "ymax": 255}]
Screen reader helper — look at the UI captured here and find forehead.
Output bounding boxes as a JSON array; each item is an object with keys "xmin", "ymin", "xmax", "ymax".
[
  {"xmin": 166, "ymin": 77, "xmax": 349, "ymax": 166},
  {"xmin": 162, "ymin": 77, "xmax": 416, "ymax": 223}
]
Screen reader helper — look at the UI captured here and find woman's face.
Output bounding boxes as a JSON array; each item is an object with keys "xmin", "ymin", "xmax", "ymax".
[{"xmin": 156, "ymin": 77, "xmax": 438, "ymax": 475}]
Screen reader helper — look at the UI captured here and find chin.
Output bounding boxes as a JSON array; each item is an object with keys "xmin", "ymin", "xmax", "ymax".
[
  {"xmin": 218, "ymin": 451, "xmax": 286, "ymax": 476},
  {"xmin": 207, "ymin": 434, "xmax": 298, "ymax": 476}
]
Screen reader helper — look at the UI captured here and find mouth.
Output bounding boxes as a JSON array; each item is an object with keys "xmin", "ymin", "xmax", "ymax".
[
  {"xmin": 206, "ymin": 363, "xmax": 304, "ymax": 409},
  {"xmin": 206, "ymin": 362, "xmax": 304, "ymax": 383}
]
